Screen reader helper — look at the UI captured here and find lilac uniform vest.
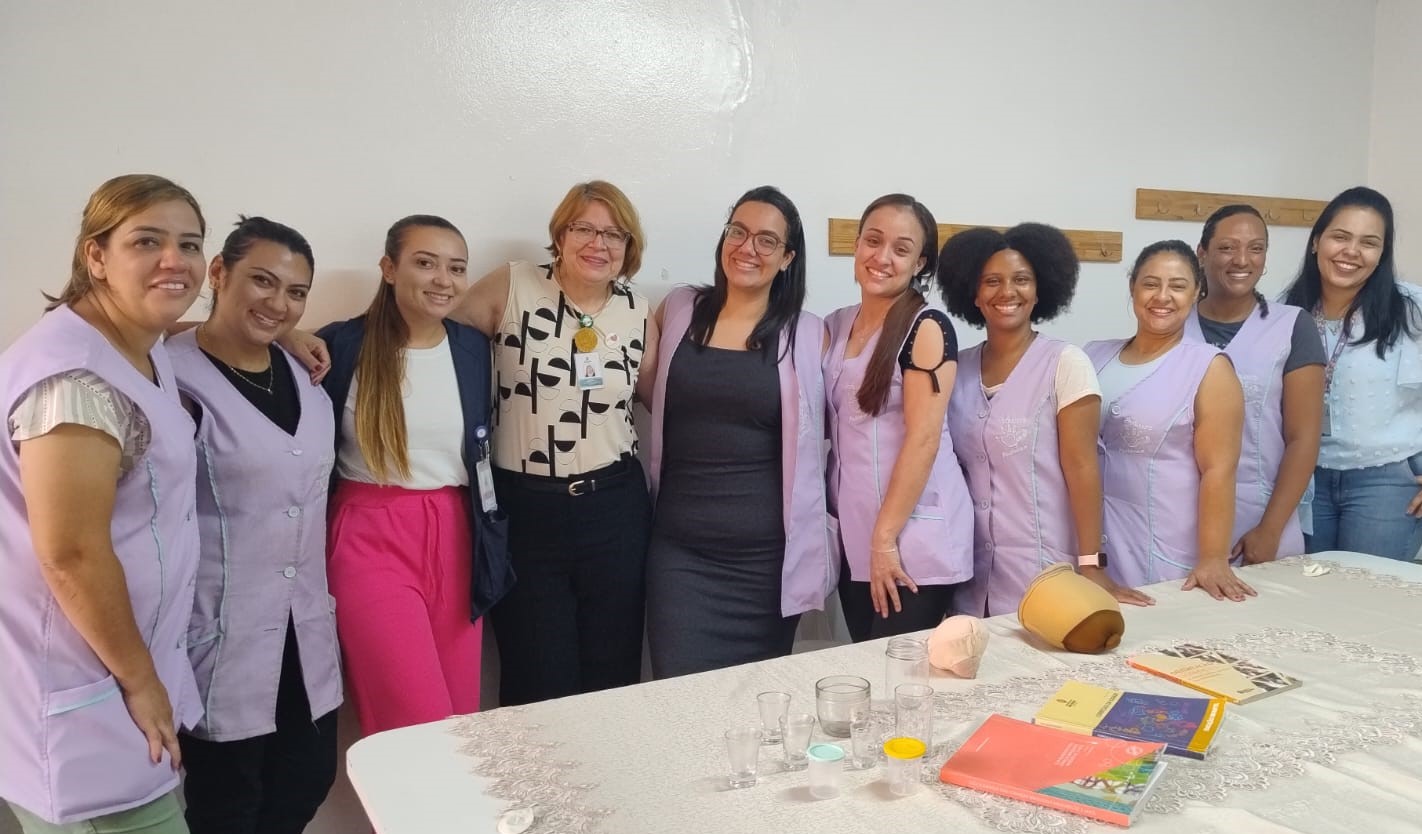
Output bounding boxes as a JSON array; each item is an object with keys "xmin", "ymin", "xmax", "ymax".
[
  {"xmin": 948, "ymin": 336, "xmax": 1075, "ymax": 616},
  {"xmin": 648, "ymin": 286, "xmax": 837, "ymax": 617},
  {"xmin": 1184, "ymin": 306, "xmax": 1306, "ymax": 556},
  {"xmin": 168, "ymin": 331, "xmax": 343, "ymax": 742},
  {"xmin": 1084, "ymin": 339, "xmax": 1221, "ymax": 587},
  {"xmin": 823, "ymin": 305, "xmax": 973, "ymax": 587},
  {"xmin": 0, "ymin": 307, "xmax": 201, "ymax": 825}
]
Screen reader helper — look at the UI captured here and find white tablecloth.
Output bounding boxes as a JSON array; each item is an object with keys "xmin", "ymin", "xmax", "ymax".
[{"xmin": 347, "ymin": 552, "xmax": 1422, "ymax": 833}]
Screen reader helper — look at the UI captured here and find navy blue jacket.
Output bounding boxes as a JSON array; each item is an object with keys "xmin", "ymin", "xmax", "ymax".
[{"xmin": 317, "ymin": 316, "xmax": 513, "ymax": 619}]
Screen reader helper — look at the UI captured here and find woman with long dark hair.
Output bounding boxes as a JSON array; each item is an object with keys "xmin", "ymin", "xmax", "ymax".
[
  {"xmin": 644, "ymin": 185, "xmax": 834, "ymax": 677},
  {"xmin": 1188, "ymin": 205, "xmax": 1325, "ymax": 563},
  {"xmin": 824, "ymin": 194, "xmax": 972, "ymax": 640},
  {"xmin": 1282, "ymin": 187, "xmax": 1422, "ymax": 560}
]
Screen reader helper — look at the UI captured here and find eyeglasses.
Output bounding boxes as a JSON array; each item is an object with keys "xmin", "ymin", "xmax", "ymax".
[
  {"xmin": 724, "ymin": 225, "xmax": 786, "ymax": 257},
  {"xmin": 565, "ymin": 222, "xmax": 631, "ymax": 250}
]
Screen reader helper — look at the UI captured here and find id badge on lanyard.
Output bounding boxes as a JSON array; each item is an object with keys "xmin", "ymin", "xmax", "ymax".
[
  {"xmin": 1313, "ymin": 308, "xmax": 1349, "ymax": 437},
  {"xmin": 474, "ymin": 425, "xmax": 498, "ymax": 513}
]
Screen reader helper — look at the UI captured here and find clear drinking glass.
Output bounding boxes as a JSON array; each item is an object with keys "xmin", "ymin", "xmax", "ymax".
[
  {"xmin": 848, "ymin": 717, "xmax": 877, "ymax": 770},
  {"xmin": 884, "ymin": 636, "xmax": 929, "ymax": 704},
  {"xmin": 894, "ymin": 682, "xmax": 934, "ymax": 755},
  {"xmin": 815, "ymin": 675, "xmax": 870, "ymax": 738},
  {"xmin": 724, "ymin": 725, "xmax": 763, "ymax": 788},
  {"xmin": 806, "ymin": 743, "xmax": 846, "ymax": 798},
  {"xmin": 780, "ymin": 712, "xmax": 816, "ymax": 771},
  {"xmin": 756, "ymin": 691, "xmax": 790, "ymax": 745}
]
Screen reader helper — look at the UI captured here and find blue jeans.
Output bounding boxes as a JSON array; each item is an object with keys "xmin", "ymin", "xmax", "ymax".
[{"xmin": 1306, "ymin": 457, "xmax": 1422, "ymax": 561}]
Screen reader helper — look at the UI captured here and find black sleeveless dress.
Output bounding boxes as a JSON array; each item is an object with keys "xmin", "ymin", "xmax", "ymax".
[{"xmin": 645, "ymin": 334, "xmax": 797, "ymax": 678}]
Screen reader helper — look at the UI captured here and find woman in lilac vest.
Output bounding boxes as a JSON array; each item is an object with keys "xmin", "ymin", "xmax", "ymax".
[
  {"xmin": 1187, "ymin": 205, "xmax": 1325, "ymax": 563},
  {"xmin": 167, "ymin": 217, "xmax": 342, "ymax": 834},
  {"xmin": 940, "ymin": 223, "xmax": 1153, "ymax": 616},
  {"xmin": 0, "ymin": 175, "xmax": 205, "ymax": 832},
  {"xmin": 824, "ymin": 194, "xmax": 972, "ymax": 641},
  {"xmin": 1086, "ymin": 241, "xmax": 1255, "ymax": 602},
  {"xmin": 645, "ymin": 186, "xmax": 834, "ymax": 677}
]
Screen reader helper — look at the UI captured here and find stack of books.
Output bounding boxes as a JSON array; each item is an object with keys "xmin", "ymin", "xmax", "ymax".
[{"xmin": 1033, "ymin": 680, "xmax": 1226, "ymax": 760}]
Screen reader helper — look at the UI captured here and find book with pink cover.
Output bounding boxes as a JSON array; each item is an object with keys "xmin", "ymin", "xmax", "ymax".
[{"xmin": 939, "ymin": 714, "xmax": 1168, "ymax": 827}]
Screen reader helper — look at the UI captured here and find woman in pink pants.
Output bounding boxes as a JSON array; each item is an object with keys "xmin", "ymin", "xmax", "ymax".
[{"xmin": 314, "ymin": 215, "xmax": 511, "ymax": 735}]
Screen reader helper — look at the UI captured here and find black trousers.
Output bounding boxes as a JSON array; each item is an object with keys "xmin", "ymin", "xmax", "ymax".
[
  {"xmin": 490, "ymin": 458, "xmax": 651, "ymax": 706},
  {"xmin": 179, "ymin": 621, "xmax": 338, "ymax": 834},
  {"xmin": 838, "ymin": 557, "xmax": 960, "ymax": 643}
]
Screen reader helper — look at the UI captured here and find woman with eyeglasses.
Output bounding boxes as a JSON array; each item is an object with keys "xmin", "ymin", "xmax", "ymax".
[
  {"xmin": 824, "ymin": 194, "xmax": 972, "ymax": 641},
  {"xmin": 644, "ymin": 185, "xmax": 833, "ymax": 678},
  {"xmin": 453, "ymin": 181, "xmax": 654, "ymax": 704}
]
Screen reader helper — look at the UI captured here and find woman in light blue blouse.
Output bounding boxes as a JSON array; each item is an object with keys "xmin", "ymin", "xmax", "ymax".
[{"xmin": 1282, "ymin": 186, "xmax": 1422, "ymax": 560}]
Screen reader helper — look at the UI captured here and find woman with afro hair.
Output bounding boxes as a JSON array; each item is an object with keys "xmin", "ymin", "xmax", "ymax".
[{"xmin": 941, "ymin": 223, "xmax": 1153, "ymax": 615}]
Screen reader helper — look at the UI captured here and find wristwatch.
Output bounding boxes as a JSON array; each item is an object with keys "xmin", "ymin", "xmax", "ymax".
[{"xmin": 1078, "ymin": 552, "xmax": 1108, "ymax": 568}]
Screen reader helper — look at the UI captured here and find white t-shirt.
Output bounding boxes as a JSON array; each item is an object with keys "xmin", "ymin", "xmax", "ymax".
[
  {"xmin": 982, "ymin": 344, "xmax": 1101, "ymax": 411},
  {"xmin": 337, "ymin": 336, "xmax": 467, "ymax": 489}
]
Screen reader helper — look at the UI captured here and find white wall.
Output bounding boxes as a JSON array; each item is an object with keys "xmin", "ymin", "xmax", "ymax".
[
  {"xmin": 1370, "ymin": 0, "xmax": 1422, "ymax": 280},
  {"xmin": 0, "ymin": 1, "xmax": 1378, "ymax": 352},
  {"xmin": 0, "ymin": 2, "xmax": 1385, "ymax": 832}
]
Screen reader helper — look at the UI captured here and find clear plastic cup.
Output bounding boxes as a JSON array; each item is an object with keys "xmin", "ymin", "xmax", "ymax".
[
  {"xmin": 806, "ymin": 743, "xmax": 846, "ymax": 799},
  {"xmin": 848, "ymin": 718, "xmax": 877, "ymax": 770},
  {"xmin": 883, "ymin": 736, "xmax": 926, "ymax": 797},
  {"xmin": 756, "ymin": 691, "xmax": 790, "ymax": 745},
  {"xmin": 724, "ymin": 725, "xmax": 763, "ymax": 788}
]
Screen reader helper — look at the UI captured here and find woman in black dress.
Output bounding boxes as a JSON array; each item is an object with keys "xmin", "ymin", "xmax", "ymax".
[{"xmin": 643, "ymin": 186, "xmax": 835, "ymax": 678}]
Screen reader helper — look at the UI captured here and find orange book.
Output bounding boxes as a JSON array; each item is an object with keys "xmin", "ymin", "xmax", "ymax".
[{"xmin": 939, "ymin": 714, "xmax": 1168, "ymax": 827}]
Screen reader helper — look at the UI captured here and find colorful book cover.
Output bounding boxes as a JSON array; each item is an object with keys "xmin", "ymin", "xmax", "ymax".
[
  {"xmin": 939, "ymin": 714, "xmax": 1168, "ymax": 827},
  {"xmin": 1034, "ymin": 681, "xmax": 1226, "ymax": 759},
  {"xmin": 1127, "ymin": 643, "xmax": 1301, "ymax": 704}
]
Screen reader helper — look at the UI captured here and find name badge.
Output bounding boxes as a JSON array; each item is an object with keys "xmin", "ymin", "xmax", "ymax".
[
  {"xmin": 474, "ymin": 425, "xmax": 498, "ymax": 513},
  {"xmin": 575, "ymin": 351, "xmax": 605, "ymax": 390}
]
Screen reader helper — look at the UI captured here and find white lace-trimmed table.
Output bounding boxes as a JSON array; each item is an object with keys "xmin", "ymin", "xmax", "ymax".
[{"xmin": 347, "ymin": 552, "xmax": 1422, "ymax": 834}]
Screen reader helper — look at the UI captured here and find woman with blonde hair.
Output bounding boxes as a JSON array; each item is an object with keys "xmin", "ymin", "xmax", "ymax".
[
  {"xmin": 453, "ymin": 181, "xmax": 653, "ymax": 704},
  {"xmin": 0, "ymin": 174, "xmax": 205, "ymax": 832},
  {"xmin": 318, "ymin": 215, "xmax": 508, "ymax": 734}
]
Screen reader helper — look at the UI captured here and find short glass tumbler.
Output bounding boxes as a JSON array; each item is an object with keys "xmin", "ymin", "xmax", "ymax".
[
  {"xmin": 724, "ymin": 725, "xmax": 763, "ymax": 789},
  {"xmin": 815, "ymin": 675, "xmax": 871, "ymax": 738},
  {"xmin": 756, "ymin": 691, "xmax": 790, "ymax": 745},
  {"xmin": 780, "ymin": 712, "xmax": 816, "ymax": 771}
]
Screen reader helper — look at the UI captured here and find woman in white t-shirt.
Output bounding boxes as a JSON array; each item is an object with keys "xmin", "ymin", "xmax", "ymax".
[{"xmin": 941, "ymin": 223, "xmax": 1154, "ymax": 615}]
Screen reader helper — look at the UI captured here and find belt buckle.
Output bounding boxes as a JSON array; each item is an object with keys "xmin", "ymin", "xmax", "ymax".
[{"xmin": 567, "ymin": 479, "xmax": 590, "ymax": 496}]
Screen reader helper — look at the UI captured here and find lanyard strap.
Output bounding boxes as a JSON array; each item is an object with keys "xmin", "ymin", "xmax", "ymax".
[{"xmin": 1311, "ymin": 305, "xmax": 1350, "ymax": 392}]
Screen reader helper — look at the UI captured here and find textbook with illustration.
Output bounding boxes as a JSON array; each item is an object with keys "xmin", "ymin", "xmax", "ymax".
[
  {"xmin": 1034, "ymin": 681, "xmax": 1226, "ymax": 759},
  {"xmin": 939, "ymin": 714, "xmax": 1168, "ymax": 827},
  {"xmin": 1127, "ymin": 643, "xmax": 1301, "ymax": 704}
]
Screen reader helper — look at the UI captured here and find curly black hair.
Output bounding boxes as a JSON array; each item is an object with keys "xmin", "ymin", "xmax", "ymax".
[{"xmin": 935, "ymin": 222, "xmax": 1079, "ymax": 328}]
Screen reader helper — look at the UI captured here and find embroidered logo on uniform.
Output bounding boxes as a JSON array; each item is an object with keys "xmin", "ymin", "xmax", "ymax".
[{"xmin": 993, "ymin": 417, "xmax": 1033, "ymax": 457}]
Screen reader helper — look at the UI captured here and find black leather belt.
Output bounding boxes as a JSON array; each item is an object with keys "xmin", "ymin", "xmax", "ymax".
[{"xmin": 496, "ymin": 457, "xmax": 635, "ymax": 497}]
